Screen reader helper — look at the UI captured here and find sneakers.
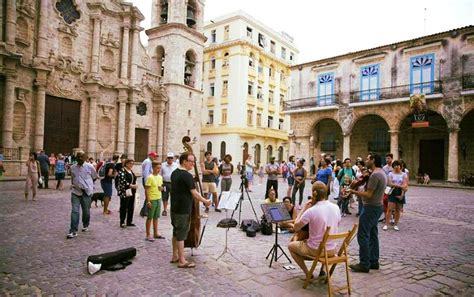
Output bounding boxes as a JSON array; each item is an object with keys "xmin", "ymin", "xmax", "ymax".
[
  {"xmin": 350, "ymin": 263, "xmax": 369, "ymax": 273},
  {"xmin": 215, "ymin": 209, "xmax": 222, "ymax": 213},
  {"xmin": 82, "ymin": 227, "xmax": 89, "ymax": 232},
  {"xmin": 66, "ymin": 232, "xmax": 77, "ymax": 239},
  {"xmin": 394, "ymin": 225, "xmax": 400, "ymax": 231},
  {"xmin": 126, "ymin": 223, "xmax": 136, "ymax": 227},
  {"xmin": 382, "ymin": 225, "xmax": 388, "ymax": 231},
  {"xmin": 120, "ymin": 224, "xmax": 126, "ymax": 228},
  {"xmin": 200, "ymin": 213, "xmax": 209, "ymax": 218}
]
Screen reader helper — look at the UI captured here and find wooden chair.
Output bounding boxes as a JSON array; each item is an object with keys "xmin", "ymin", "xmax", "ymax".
[{"xmin": 302, "ymin": 224, "xmax": 358, "ymax": 296}]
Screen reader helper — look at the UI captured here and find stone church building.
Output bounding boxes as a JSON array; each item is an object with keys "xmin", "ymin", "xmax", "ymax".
[{"xmin": 0, "ymin": 0, "xmax": 205, "ymax": 176}]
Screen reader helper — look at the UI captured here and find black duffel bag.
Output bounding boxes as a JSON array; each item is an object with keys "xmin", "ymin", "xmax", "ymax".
[{"xmin": 217, "ymin": 218, "xmax": 238, "ymax": 228}]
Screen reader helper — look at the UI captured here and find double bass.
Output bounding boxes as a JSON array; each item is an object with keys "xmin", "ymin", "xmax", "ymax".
[{"xmin": 181, "ymin": 136, "xmax": 206, "ymax": 249}]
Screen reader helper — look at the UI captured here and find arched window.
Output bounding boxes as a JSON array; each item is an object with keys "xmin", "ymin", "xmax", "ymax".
[
  {"xmin": 184, "ymin": 50, "xmax": 197, "ymax": 87},
  {"xmin": 242, "ymin": 142, "xmax": 249, "ymax": 164},
  {"xmin": 223, "ymin": 52, "xmax": 229, "ymax": 68},
  {"xmin": 56, "ymin": 0, "xmax": 81, "ymax": 24},
  {"xmin": 278, "ymin": 146, "xmax": 284, "ymax": 162},
  {"xmin": 186, "ymin": 0, "xmax": 197, "ymax": 28},
  {"xmin": 156, "ymin": 46, "xmax": 165, "ymax": 77},
  {"xmin": 210, "ymin": 56, "xmax": 216, "ymax": 70},
  {"xmin": 220, "ymin": 141, "xmax": 226, "ymax": 160},
  {"xmin": 269, "ymin": 64, "xmax": 274, "ymax": 77},
  {"xmin": 254, "ymin": 144, "xmax": 261, "ymax": 165},
  {"xmin": 207, "ymin": 141, "xmax": 212, "ymax": 154},
  {"xmin": 249, "ymin": 52, "xmax": 254, "ymax": 67},
  {"xmin": 266, "ymin": 145, "xmax": 273, "ymax": 163},
  {"xmin": 160, "ymin": 0, "xmax": 168, "ymax": 24}
]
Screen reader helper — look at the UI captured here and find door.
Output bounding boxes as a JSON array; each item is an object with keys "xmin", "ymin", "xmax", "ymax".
[
  {"xmin": 242, "ymin": 142, "xmax": 249, "ymax": 164},
  {"xmin": 44, "ymin": 95, "xmax": 80, "ymax": 155},
  {"xmin": 134, "ymin": 128, "xmax": 149, "ymax": 162},
  {"xmin": 419, "ymin": 139, "xmax": 444, "ymax": 180}
]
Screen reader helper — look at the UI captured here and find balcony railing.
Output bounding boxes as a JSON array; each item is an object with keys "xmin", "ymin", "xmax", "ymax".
[
  {"xmin": 462, "ymin": 75, "xmax": 474, "ymax": 89},
  {"xmin": 283, "ymin": 94, "xmax": 339, "ymax": 111},
  {"xmin": 0, "ymin": 147, "xmax": 21, "ymax": 160},
  {"xmin": 350, "ymin": 81, "xmax": 442, "ymax": 103}
]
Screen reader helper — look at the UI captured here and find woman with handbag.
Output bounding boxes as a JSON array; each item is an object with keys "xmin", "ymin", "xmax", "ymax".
[
  {"xmin": 116, "ymin": 159, "xmax": 138, "ymax": 228},
  {"xmin": 383, "ymin": 160, "xmax": 408, "ymax": 231},
  {"xmin": 25, "ymin": 152, "xmax": 41, "ymax": 201}
]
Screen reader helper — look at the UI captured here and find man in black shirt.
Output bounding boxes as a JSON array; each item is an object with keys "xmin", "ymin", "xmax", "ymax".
[
  {"xmin": 37, "ymin": 150, "xmax": 50, "ymax": 188},
  {"xmin": 170, "ymin": 152, "xmax": 211, "ymax": 268}
]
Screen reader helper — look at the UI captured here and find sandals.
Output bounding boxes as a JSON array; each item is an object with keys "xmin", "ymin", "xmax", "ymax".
[
  {"xmin": 169, "ymin": 259, "xmax": 179, "ymax": 263},
  {"xmin": 145, "ymin": 237, "xmax": 155, "ymax": 242},
  {"xmin": 103, "ymin": 210, "xmax": 112, "ymax": 215},
  {"xmin": 178, "ymin": 262, "xmax": 196, "ymax": 268},
  {"xmin": 154, "ymin": 235, "xmax": 165, "ymax": 239}
]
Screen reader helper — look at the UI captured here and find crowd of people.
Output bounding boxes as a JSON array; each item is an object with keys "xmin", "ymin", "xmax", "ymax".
[{"xmin": 22, "ymin": 147, "xmax": 409, "ymax": 273}]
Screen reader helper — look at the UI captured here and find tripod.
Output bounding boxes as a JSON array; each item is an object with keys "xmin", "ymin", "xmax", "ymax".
[
  {"xmin": 265, "ymin": 222, "xmax": 292, "ymax": 268},
  {"xmin": 231, "ymin": 176, "xmax": 259, "ymax": 225}
]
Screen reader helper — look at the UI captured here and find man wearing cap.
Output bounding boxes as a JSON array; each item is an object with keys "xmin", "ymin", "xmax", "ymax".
[{"xmin": 160, "ymin": 152, "xmax": 178, "ymax": 216}]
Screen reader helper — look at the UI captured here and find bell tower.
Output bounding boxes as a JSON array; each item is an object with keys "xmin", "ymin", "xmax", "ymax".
[{"xmin": 146, "ymin": 0, "xmax": 205, "ymax": 155}]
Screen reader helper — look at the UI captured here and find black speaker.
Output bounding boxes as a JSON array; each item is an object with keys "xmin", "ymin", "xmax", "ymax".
[{"xmin": 87, "ymin": 247, "xmax": 136, "ymax": 269}]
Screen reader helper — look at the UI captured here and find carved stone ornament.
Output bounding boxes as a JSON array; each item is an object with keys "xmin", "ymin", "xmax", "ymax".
[
  {"xmin": 338, "ymin": 105, "xmax": 354, "ymax": 135},
  {"xmin": 100, "ymin": 32, "xmax": 120, "ymax": 48},
  {"xmin": 16, "ymin": 88, "xmax": 30, "ymax": 102},
  {"xmin": 142, "ymin": 55, "xmax": 150, "ymax": 67},
  {"xmin": 58, "ymin": 22, "xmax": 79, "ymax": 37},
  {"xmin": 55, "ymin": 0, "xmax": 81, "ymax": 25},
  {"xmin": 17, "ymin": 0, "xmax": 35, "ymax": 18},
  {"xmin": 442, "ymin": 98, "xmax": 465, "ymax": 130},
  {"xmin": 136, "ymin": 102, "xmax": 147, "ymax": 116},
  {"xmin": 141, "ymin": 72, "xmax": 163, "ymax": 95}
]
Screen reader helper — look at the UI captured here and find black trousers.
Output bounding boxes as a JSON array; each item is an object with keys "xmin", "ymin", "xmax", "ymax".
[
  {"xmin": 120, "ymin": 196, "xmax": 135, "ymax": 225},
  {"xmin": 41, "ymin": 170, "xmax": 49, "ymax": 188},
  {"xmin": 265, "ymin": 180, "xmax": 278, "ymax": 198}
]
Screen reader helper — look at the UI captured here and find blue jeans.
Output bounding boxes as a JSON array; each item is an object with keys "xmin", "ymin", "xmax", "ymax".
[
  {"xmin": 69, "ymin": 193, "xmax": 91, "ymax": 233},
  {"xmin": 357, "ymin": 205, "xmax": 383, "ymax": 268}
]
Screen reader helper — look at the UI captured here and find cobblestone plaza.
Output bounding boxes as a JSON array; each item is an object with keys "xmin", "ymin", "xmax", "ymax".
[{"xmin": 0, "ymin": 177, "xmax": 473, "ymax": 296}]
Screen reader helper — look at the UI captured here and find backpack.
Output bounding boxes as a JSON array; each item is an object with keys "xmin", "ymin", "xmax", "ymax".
[
  {"xmin": 98, "ymin": 162, "xmax": 110, "ymax": 179},
  {"xmin": 260, "ymin": 218, "xmax": 273, "ymax": 236}
]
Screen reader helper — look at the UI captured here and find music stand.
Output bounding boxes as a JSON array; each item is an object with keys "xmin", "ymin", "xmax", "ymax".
[
  {"xmin": 216, "ymin": 191, "xmax": 241, "ymax": 261},
  {"xmin": 261, "ymin": 202, "xmax": 292, "ymax": 268}
]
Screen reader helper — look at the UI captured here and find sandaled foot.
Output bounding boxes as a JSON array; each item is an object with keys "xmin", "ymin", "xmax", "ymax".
[
  {"xmin": 103, "ymin": 210, "xmax": 111, "ymax": 215},
  {"xmin": 169, "ymin": 259, "xmax": 179, "ymax": 263},
  {"xmin": 145, "ymin": 237, "xmax": 155, "ymax": 242},
  {"xmin": 178, "ymin": 262, "xmax": 196, "ymax": 268},
  {"xmin": 153, "ymin": 235, "xmax": 165, "ymax": 239}
]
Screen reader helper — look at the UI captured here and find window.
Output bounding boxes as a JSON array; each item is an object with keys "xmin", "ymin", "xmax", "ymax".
[
  {"xmin": 290, "ymin": 52, "xmax": 294, "ymax": 61},
  {"xmin": 249, "ymin": 53, "xmax": 255, "ymax": 67},
  {"xmin": 210, "ymin": 30, "xmax": 216, "ymax": 43},
  {"xmin": 280, "ymin": 94, "xmax": 285, "ymax": 110},
  {"xmin": 317, "ymin": 73, "xmax": 335, "ymax": 106},
  {"xmin": 279, "ymin": 119, "xmax": 284, "ymax": 130},
  {"xmin": 160, "ymin": 0, "xmax": 168, "ymax": 24},
  {"xmin": 370, "ymin": 129, "xmax": 390, "ymax": 152},
  {"xmin": 208, "ymin": 110, "xmax": 214, "ymax": 124},
  {"xmin": 267, "ymin": 115, "xmax": 273, "ymax": 128},
  {"xmin": 258, "ymin": 33, "xmax": 266, "ymax": 48},
  {"xmin": 224, "ymin": 25, "xmax": 229, "ymax": 40},
  {"xmin": 280, "ymin": 71, "xmax": 285, "ymax": 83},
  {"xmin": 223, "ymin": 52, "xmax": 229, "ymax": 68},
  {"xmin": 281, "ymin": 47, "xmax": 286, "ymax": 59},
  {"xmin": 210, "ymin": 56, "xmax": 216, "ymax": 69},
  {"xmin": 247, "ymin": 110, "xmax": 253, "ymax": 125},
  {"xmin": 248, "ymin": 81, "xmax": 254, "ymax": 95},
  {"xmin": 209, "ymin": 83, "xmax": 215, "ymax": 96},
  {"xmin": 269, "ymin": 90, "xmax": 274, "ymax": 103},
  {"xmin": 56, "ymin": 0, "xmax": 81, "ymax": 24},
  {"xmin": 221, "ymin": 109, "xmax": 227, "ymax": 124},
  {"xmin": 360, "ymin": 64, "xmax": 380, "ymax": 101},
  {"xmin": 269, "ymin": 65, "xmax": 274, "ymax": 77},
  {"xmin": 257, "ymin": 86, "xmax": 263, "ymax": 100},
  {"xmin": 257, "ymin": 112, "xmax": 262, "ymax": 127},
  {"xmin": 278, "ymin": 146, "xmax": 284, "ymax": 162},
  {"xmin": 247, "ymin": 27, "xmax": 253, "ymax": 38},
  {"xmin": 321, "ymin": 133, "xmax": 336, "ymax": 151},
  {"xmin": 207, "ymin": 141, "xmax": 212, "ymax": 153},
  {"xmin": 410, "ymin": 54, "xmax": 435, "ymax": 94},
  {"xmin": 270, "ymin": 41, "xmax": 276, "ymax": 53},
  {"xmin": 258, "ymin": 60, "xmax": 263, "ymax": 74},
  {"xmin": 222, "ymin": 80, "xmax": 228, "ymax": 96},
  {"xmin": 220, "ymin": 141, "xmax": 226, "ymax": 160}
]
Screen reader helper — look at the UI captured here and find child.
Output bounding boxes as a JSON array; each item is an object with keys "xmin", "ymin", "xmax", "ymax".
[
  {"xmin": 258, "ymin": 164, "xmax": 264, "ymax": 185},
  {"xmin": 145, "ymin": 161, "xmax": 164, "ymax": 242},
  {"xmin": 338, "ymin": 175, "xmax": 352, "ymax": 216}
]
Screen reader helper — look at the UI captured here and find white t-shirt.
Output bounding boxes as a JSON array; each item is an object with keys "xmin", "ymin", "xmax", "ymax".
[{"xmin": 300, "ymin": 200, "xmax": 341, "ymax": 250}]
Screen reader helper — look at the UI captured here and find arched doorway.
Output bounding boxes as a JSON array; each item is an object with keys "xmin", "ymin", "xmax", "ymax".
[
  {"xmin": 206, "ymin": 141, "xmax": 212, "ymax": 154},
  {"xmin": 351, "ymin": 115, "xmax": 390, "ymax": 164},
  {"xmin": 254, "ymin": 144, "xmax": 261, "ymax": 165},
  {"xmin": 458, "ymin": 109, "xmax": 474, "ymax": 178},
  {"xmin": 278, "ymin": 146, "xmax": 284, "ymax": 162},
  {"xmin": 266, "ymin": 145, "xmax": 273, "ymax": 163},
  {"xmin": 312, "ymin": 118, "xmax": 343, "ymax": 160},
  {"xmin": 220, "ymin": 141, "xmax": 226, "ymax": 160},
  {"xmin": 399, "ymin": 110, "xmax": 448, "ymax": 180},
  {"xmin": 242, "ymin": 142, "xmax": 249, "ymax": 164}
]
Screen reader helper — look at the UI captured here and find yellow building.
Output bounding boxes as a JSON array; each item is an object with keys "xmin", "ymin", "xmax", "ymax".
[{"xmin": 201, "ymin": 11, "xmax": 298, "ymax": 166}]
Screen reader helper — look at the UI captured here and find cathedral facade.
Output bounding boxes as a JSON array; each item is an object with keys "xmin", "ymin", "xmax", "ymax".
[{"xmin": 0, "ymin": 0, "xmax": 205, "ymax": 176}]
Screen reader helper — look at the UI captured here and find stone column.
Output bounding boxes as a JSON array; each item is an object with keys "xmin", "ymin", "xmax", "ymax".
[
  {"xmin": 127, "ymin": 100, "xmax": 136, "ymax": 159},
  {"xmin": 2, "ymin": 75, "xmax": 16, "ymax": 148},
  {"xmin": 5, "ymin": 0, "xmax": 16, "ymax": 47},
  {"xmin": 90, "ymin": 16, "xmax": 102, "ymax": 74},
  {"xmin": 130, "ymin": 25, "xmax": 141, "ymax": 85},
  {"xmin": 343, "ymin": 133, "xmax": 351, "ymax": 160},
  {"xmin": 116, "ymin": 90, "xmax": 127, "ymax": 154},
  {"xmin": 156, "ymin": 103, "xmax": 166, "ymax": 160},
  {"xmin": 447, "ymin": 128, "xmax": 459, "ymax": 182},
  {"xmin": 34, "ymin": 84, "xmax": 46, "ymax": 151},
  {"xmin": 120, "ymin": 25, "xmax": 130, "ymax": 80},
  {"xmin": 87, "ymin": 94, "xmax": 98, "ymax": 156},
  {"xmin": 389, "ymin": 130, "xmax": 399, "ymax": 160},
  {"xmin": 37, "ymin": 0, "xmax": 49, "ymax": 58}
]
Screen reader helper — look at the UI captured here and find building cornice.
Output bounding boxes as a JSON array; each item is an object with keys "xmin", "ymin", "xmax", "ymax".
[{"xmin": 146, "ymin": 23, "xmax": 207, "ymax": 43}]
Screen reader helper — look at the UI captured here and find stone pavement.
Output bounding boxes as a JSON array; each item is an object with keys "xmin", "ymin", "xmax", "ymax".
[{"xmin": 0, "ymin": 177, "xmax": 473, "ymax": 296}]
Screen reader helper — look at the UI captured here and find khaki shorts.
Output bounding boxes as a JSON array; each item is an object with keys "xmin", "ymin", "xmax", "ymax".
[
  {"xmin": 289, "ymin": 240, "xmax": 336, "ymax": 259},
  {"xmin": 202, "ymin": 182, "xmax": 217, "ymax": 193}
]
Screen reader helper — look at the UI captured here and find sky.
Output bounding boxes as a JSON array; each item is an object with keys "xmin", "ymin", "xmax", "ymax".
[{"xmin": 130, "ymin": 0, "xmax": 473, "ymax": 64}]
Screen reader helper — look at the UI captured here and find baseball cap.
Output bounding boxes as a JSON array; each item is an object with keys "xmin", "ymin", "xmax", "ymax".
[
  {"xmin": 167, "ymin": 152, "xmax": 174, "ymax": 158},
  {"xmin": 148, "ymin": 151, "xmax": 158, "ymax": 158}
]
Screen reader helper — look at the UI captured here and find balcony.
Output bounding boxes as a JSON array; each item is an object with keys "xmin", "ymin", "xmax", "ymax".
[
  {"xmin": 283, "ymin": 94, "xmax": 339, "ymax": 111},
  {"xmin": 462, "ymin": 75, "xmax": 474, "ymax": 89},
  {"xmin": 350, "ymin": 81, "xmax": 442, "ymax": 103}
]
